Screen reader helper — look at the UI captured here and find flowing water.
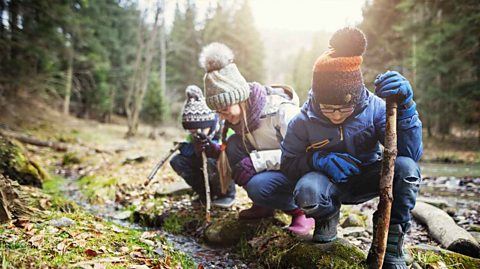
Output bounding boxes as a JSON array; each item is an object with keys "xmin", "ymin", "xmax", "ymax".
[{"xmin": 60, "ymin": 174, "xmax": 250, "ymax": 268}]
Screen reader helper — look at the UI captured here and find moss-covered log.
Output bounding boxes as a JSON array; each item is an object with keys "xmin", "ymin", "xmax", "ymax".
[{"xmin": 0, "ymin": 135, "xmax": 46, "ymax": 187}]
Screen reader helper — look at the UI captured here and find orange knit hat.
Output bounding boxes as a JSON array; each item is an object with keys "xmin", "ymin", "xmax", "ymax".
[{"xmin": 312, "ymin": 27, "xmax": 367, "ymax": 105}]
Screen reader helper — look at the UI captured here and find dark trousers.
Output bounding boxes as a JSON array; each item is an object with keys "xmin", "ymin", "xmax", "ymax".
[
  {"xmin": 170, "ymin": 154, "xmax": 236, "ymax": 199},
  {"xmin": 293, "ymin": 156, "xmax": 421, "ymax": 224}
]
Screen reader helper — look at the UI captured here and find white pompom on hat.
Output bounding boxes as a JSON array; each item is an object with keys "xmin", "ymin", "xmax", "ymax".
[{"xmin": 199, "ymin": 42, "xmax": 250, "ymax": 111}]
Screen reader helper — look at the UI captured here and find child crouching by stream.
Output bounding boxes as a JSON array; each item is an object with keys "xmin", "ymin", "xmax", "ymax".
[{"xmin": 169, "ymin": 85, "xmax": 236, "ymax": 208}]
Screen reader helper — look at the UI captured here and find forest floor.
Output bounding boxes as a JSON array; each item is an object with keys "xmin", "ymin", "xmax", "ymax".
[{"xmin": 1, "ymin": 97, "xmax": 479, "ymax": 268}]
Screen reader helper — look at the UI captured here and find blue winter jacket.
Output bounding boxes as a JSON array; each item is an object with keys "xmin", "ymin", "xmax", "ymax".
[{"xmin": 280, "ymin": 88, "xmax": 423, "ymax": 182}]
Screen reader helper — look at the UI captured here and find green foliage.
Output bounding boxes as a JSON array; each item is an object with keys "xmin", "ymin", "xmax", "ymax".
[
  {"xmin": 167, "ymin": 2, "xmax": 203, "ymax": 99},
  {"xmin": 358, "ymin": 0, "xmax": 480, "ymax": 136},
  {"xmin": 286, "ymin": 32, "xmax": 330, "ymax": 103},
  {"xmin": 140, "ymin": 72, "xmax": 168, "ymax": 126}
]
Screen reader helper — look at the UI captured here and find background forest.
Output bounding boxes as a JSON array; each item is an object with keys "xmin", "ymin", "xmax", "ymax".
[{"xmin": 0, "ymin": 0, "xmax": 478, "ymax": 139}]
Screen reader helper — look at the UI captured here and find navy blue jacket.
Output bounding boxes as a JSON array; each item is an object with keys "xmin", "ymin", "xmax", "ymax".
[{"xmin": 280, "ymin": 88, "xmax": 423, "ymax": 181}]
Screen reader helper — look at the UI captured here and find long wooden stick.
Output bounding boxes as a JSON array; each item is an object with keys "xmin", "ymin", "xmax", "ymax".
[
  {"xmin": 202, "ymin": 151, "xmax": 211, "ymax": 223},
  {"xmin": 373, "ymin": 97, "xmax": 398, "ymax": 268}
]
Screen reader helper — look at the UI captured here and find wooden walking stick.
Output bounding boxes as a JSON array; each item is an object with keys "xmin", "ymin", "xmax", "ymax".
[
  {"xmin": 372, "ymin": 96, "xmax": 398, "ymax": 268},
  {"xmin": 201, "ymin": 151, "xmax": 211, "ymax": 223}
]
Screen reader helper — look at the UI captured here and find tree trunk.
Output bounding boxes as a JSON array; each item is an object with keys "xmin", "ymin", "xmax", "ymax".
[
  {"xmin": 125, "ymin": 3, "xmax": 162, "ymax": 137},
  {"xmin": 0, "ymin": 174, "xmax": 31, "ymax": 223},
  {"xmin": 63, "ymin": 45, "xmax": 74, "ymax": 116},
  {"xmin": 0, "ymin": 0, "xmax": 5, "ymax": 40},
  {"xmin": 412, "ymin": 201, "xmax": 480, "ymax": 258},
  {"xmin": 159, "ymin": 2, "xmax": 166, "ymax": 102},
  {"xmin": 372, "ymin": 97, "xmax": 398, "ymax": 268},
  {"xmin": 9, "ymin": 0, "xmax": 19, "ymax": 62}
]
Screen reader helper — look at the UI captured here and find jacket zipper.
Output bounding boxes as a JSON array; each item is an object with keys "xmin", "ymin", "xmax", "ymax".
[{"xmin": 339, "ymin": 125, "xmax": 343, "ymax": 141}]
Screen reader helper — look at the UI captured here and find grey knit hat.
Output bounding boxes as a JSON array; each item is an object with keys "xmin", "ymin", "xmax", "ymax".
[
  {"xmin": 181, "ymin": 85, "xmax": 217, "ymax": 130},
  {"xmin": 199, "ymin": 42, "xmax": 250, "ymax": 111}
]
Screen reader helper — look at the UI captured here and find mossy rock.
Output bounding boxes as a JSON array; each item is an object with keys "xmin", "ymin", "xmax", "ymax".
[
  {"xmin": 280, "ymin": 239, "xmax": 367, "ymax": 268},
  {"xmin": 204, "ymin": 215, "xmax": 283, "ymax": 246},
  {"xmin": 251, "ymin": 225, "xmax": 366, "ymax": 269},
  {"xmin": 0, "ymin": 135, "xmax": 46, "ymax": 187},
  {"xmin": 409, "ymin": 245, "xmax": 480, "ymax": 268}
]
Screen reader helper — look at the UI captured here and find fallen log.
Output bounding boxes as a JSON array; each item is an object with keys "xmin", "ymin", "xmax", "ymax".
[
  {"xmin": 412, "ymin": 201, "xmax": 480, "ymax": 258},
  {"xmin": 0, "ymin": 129, "xmax": 68, "ymax": 152},
  {"xmin": 0, "ymin": 129, "xmax": 112, "ymax": 154}
]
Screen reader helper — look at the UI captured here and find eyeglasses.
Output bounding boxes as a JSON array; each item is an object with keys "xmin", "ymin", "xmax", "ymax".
[{"xmin": 320, "ymin": 106, "xmax": 355, "ymax": 114}]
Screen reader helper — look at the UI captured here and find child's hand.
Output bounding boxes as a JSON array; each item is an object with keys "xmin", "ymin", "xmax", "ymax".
[
  {"xmin": 374, "ymin": 71, "xmax": 413, "ymax": 106},
  {"xmin": 311, "ymin": 152, "xmax": 361, "ymax": 183},
  {"xmin": 179, "ymin": 142, "xmax": 194, "ymax": 157}
]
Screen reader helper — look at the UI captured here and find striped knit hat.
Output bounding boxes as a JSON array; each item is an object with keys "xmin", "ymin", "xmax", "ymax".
[
  {"xmin": 199, "ymin": 42, "xmax": 250, "ymax": 111},
  {"xmin": 181, "ymin": 85, "xmax": 217, "ymax": 130},
  {"xmin": 312, "ymin": 27, "xmax": 367, "ymax": 105}
]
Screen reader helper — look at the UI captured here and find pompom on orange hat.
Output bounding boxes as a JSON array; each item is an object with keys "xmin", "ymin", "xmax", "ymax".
[{"xmin": 312, "ymin": 27, "xmax": 367, "ymax": 105}]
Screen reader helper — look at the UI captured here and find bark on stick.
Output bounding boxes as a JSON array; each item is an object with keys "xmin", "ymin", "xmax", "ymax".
[
  {"xmin": 202, "ymin": 151, "xmax": 211, "ymax": 223},
  {"xmin": 373, "ymin": 97, "xmax": 398, "ymax": 268}
]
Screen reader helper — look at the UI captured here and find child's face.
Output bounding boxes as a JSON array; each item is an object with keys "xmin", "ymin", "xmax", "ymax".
[
  {"xmin": 188, "ymin": 128, "xmax": 211, "ymax": 135},
  {"xmin": 319, "ymin": 104, "xmax": 355, "ymax": 125},
  {"xmin": 216, "ymin": 104, "xmax": 241, "ymax": 124}
]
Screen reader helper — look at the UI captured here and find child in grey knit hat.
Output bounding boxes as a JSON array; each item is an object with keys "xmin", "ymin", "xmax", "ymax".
[{"xmin": 199, "ymin": 42, "xmax": 314, "ymax": 235}]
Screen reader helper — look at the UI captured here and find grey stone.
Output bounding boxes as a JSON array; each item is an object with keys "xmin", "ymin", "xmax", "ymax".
[
  {"xmin": 112, "ymin": 210, "xmax": 132, "ymax": 220},
  {"xmin": 48, "ymin": 217, "xmax": 75, "ymax": 227},
  {"xmin": 341, "ymin": 214, "xmax": 365, "ymax": 228},
  {"xmin": 342, "ymin": 227, "xmax": 366, "ymax": 237}
]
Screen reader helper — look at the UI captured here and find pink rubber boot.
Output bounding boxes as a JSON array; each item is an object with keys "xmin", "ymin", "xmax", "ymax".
[{"xmin": 285, "ymin": 208, "xmax": 315, "ymax": 235}]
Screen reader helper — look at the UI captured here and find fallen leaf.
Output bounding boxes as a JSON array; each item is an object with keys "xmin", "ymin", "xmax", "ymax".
[
  {"xmin": 24, "ymin": 223, "xmax": 34, "ymax": 231},
  {"xmin": 92, "ymin": 263, "xmax": 106, "ymax": 269},
  {"xmin": 28, "ymin": 235, "xmax": 44, "ymax": 248},
  {"xmin": 139, "ymin": 238, "xmax": 155, "ymax": 246},
  {"xmin": 40, "ymin": 198, "xmax": 51, "ymax": 209},
  {"xmin": 57, "ymin": 241, "xmax": 66, "ymax": 252},
  {"xmin": 129, "ymin": 265, "xmax": 149, "ymax": 269},
  {"xmin": 75, "ymin": 239, "xmax": 87, "ymax": 248},
  {"xmin": 111, "ymin": 226, "xmax": 126, "ymax": 233},
  {"xmin": 129, "ymin": 251, "xmax": 148, "ymax": 260},
  {"xmin": 197, "ymin": 264, "xmax": 205, "ymax": 269},
  {"xmin": 85, "ymin": 249, "xmax": 98, "ymax": 257},
  {"xmin": 14, "ymin": 219, "xmax": 30, "ymax": 228}
]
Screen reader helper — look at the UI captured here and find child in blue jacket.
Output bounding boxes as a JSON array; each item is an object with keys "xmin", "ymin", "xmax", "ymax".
[
  {"xmin": 170, "ymin": 85, "xmax": 236, "ymax": 208},
  {"xmin": 281, "ymin": 27, "xmax": 423, "ymax": 268}
]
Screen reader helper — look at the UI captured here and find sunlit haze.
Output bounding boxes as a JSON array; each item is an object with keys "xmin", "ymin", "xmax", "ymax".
[{"xmin": 154, "ymin": 0, "xmax": 366, "ymax": 33}]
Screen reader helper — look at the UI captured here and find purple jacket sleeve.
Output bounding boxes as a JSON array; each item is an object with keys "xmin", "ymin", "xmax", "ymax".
[{"xmin": 280, "ymin": 115, "xmax": 314, "ymax": 181}]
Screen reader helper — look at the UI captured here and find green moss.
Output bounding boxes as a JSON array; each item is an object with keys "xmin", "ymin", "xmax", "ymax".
[
  {"xmin": 78, "ymin": 175, "xmax": 118, "ymax": 204},
  {"xmin": 410, "ymin": 248, "xmax": 480, "ymax": 268},
  {"xmin": 61, "ymin": 151, "xmax": 82, "ymax": 165},
  {"xmin": 0, "ymin": 135, "xmax": 45, "ymax": 186},
  {"xmin": 163, "ymin": 210, "xmax": 197, "ymax": 234}
]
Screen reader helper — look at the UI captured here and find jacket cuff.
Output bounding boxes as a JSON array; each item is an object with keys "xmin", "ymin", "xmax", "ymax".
[{"xmin": 397, "ymin": 101, "xmax": 417, "ymax": 120}]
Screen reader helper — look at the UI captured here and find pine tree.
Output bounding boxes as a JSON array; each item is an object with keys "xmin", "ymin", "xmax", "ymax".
[{"xmin": 167, "ymin": 2, "xmax": 203, "ymax": 100}]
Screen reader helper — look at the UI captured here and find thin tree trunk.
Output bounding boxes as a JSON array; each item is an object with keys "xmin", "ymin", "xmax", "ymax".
[
  {"xmin": 9, "ymin": 0, "xmax": 19, "ymax": 62},
  {"xmin": 372, "ymin": 97, "xmax": 398, "ymax": 268},
  {"xmin": 159, "ymin": 0, "xmax": 166, "ymax": 100},
  {"xmin": 63, "ymin": 46, "xmax": 73, "ymax": 115},
  {"xmin": 126, "ymin": 3, "xmax": 162, "ymax": 137}
]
